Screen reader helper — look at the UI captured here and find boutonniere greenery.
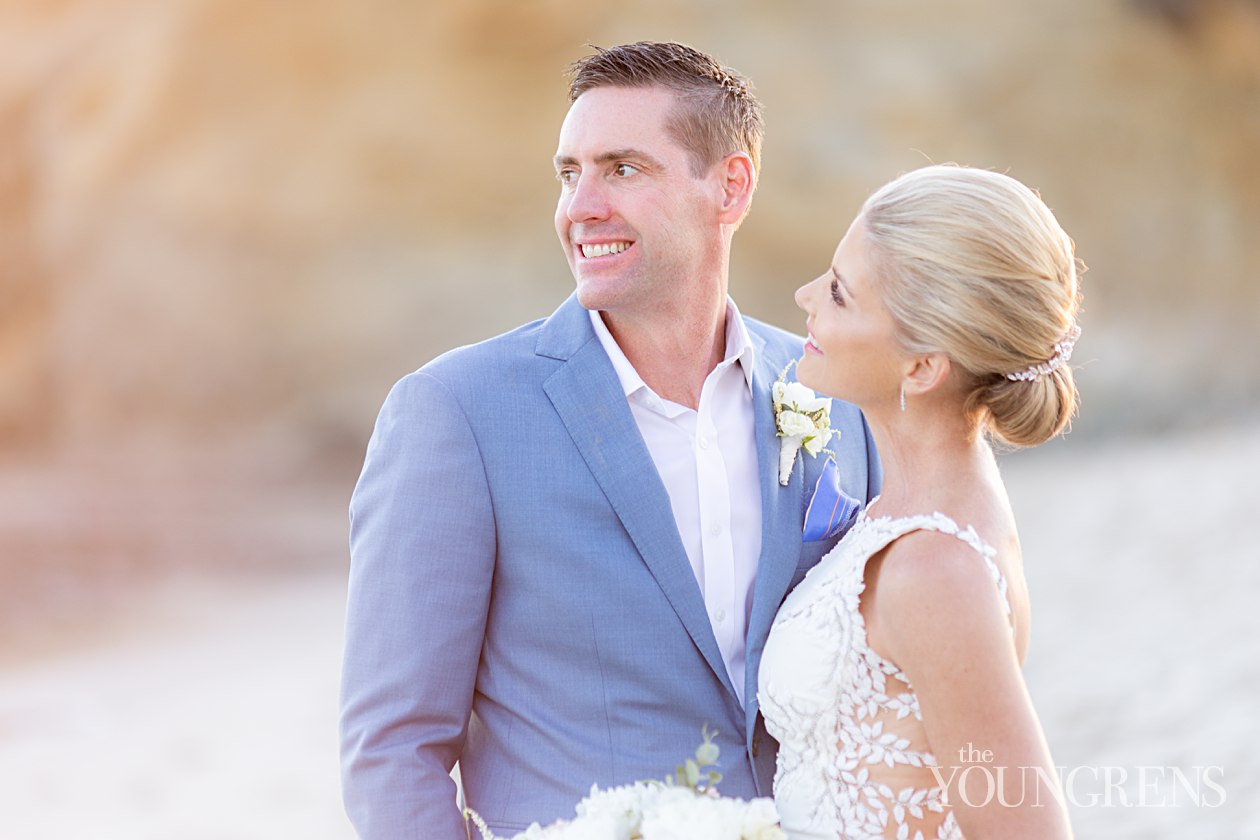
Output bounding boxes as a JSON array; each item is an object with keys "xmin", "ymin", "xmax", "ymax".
[{"xmin": 772, "ymin": 361, "xmax": 837, "ymax": 486}]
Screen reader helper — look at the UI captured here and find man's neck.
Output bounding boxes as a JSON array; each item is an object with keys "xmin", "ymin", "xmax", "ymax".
[{"xmin": 600, "ymin": 297, "xmax": 730, "ymax": 410}]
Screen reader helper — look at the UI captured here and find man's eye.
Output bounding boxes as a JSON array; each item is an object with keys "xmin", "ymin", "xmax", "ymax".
[
  {"xmin": 613, "ymin": 163, "xmax": 640, "ymax": 177},
  {"xmin": 557, "ymin": 169, "xmax": 577, "ymax": 184}
]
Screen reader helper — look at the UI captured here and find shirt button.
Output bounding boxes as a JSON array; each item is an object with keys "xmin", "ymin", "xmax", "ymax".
[
  {"xmin": 709, "ymin": 523, "xmax": 722, "ymax": 537},
  {"xmin": 698, "ymin": 436, "xmax": 709, "ymax": 450},
  {"xmin": 714, "ymin": 609, "xmax": 727, "ymax": 623}
]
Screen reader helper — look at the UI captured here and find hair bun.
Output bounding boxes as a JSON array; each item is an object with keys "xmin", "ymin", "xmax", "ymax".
[{"xmin": 973, "ymin": 365, "xmax": 1078, "ymax": 447}]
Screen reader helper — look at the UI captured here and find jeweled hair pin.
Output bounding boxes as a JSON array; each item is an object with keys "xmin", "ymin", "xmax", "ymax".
[{"xmin": 1004, "ymin": 324, "xmax": 1082, "ymax": 382}]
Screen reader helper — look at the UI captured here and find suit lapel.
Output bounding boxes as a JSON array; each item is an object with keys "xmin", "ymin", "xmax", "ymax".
[
  {"xmin": 743, "ymin": 331, "xmax": 811, "ymax": 739},
  {"xmin": 539, "ymin": 297, "xmax": 739, "ymax": 703}
]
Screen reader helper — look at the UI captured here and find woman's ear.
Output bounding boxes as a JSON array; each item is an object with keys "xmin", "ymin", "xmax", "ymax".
[{"xmin": 902, "ymin": 352, "xmax": 953, "ymax": 398}]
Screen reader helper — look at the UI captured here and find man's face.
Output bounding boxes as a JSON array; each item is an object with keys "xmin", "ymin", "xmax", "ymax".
[{"xmin": 553, "ymin": 85, "xmax": 723, "ymax": 317}]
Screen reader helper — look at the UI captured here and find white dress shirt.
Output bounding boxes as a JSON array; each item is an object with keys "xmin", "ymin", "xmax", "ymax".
[{"xmin": 590, "ymin": 300, "xmax": 763, "ymax": 705}]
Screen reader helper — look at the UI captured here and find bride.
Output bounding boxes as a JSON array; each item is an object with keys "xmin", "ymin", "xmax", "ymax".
[{"xmin": 759, "ymin": 165, "xmax": 1078, "ymax": 839}]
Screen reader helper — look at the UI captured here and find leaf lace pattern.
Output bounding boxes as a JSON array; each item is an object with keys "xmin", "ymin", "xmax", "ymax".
[{"xmin": 757, "ymin": 511, "xmax": 1012, "ymax": 840}]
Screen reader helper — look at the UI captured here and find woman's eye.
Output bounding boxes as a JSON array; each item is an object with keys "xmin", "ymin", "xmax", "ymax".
[{"xmin": 830, "ymin": 279, "xmax": 845, "ymax": 306}]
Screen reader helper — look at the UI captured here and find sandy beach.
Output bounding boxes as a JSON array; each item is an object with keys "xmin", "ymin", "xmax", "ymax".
[
  {"xmin": 1005, "ymin": 422, "xmax": 1259, "ymax": 837},
  {"xmin": 0, "ymin": 421, "xmax": 1256, "ymax": 839},
  {"xmin": 0, "ymin": 572, "xmax": 355, "ymax": 840}
]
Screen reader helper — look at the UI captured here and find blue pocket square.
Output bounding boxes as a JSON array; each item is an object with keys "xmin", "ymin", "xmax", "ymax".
[{"xmin": 803, "ymin": 457, "xmax": 861, "ymax": 542}]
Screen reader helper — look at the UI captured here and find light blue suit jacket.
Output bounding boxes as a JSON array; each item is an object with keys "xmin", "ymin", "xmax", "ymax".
[{"xmin": 340, "ymin": 294, "xmax": 881, "ymax": 839}]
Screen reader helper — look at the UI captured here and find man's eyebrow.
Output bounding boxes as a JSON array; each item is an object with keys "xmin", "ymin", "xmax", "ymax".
[{"xmin": 552, "ymin": 148, "xmax": 666, "ymax": 170}]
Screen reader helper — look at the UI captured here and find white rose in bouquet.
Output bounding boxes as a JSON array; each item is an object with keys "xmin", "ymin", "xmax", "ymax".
[
  {"xmin": 639, "ymin": 789, "xmax": 746, "ymax": 840},
  {"xmin": 741, "ymin": 798, "xmax": 789, "ymax": 840},
  {"xmin": 466, "ymin": 727, "xmax": 785, "ymax": 840},
  {"xmin": 575, "ymin": 780, "xmax": 663, "ymax": 839}
]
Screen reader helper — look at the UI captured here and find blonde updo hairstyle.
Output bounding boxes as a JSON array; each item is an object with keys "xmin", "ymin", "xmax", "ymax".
[{"xmin": 859, "ymin": 165, "xmax": 1082, "ymax": 447}]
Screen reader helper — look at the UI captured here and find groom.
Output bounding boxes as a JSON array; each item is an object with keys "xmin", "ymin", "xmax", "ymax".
[{"xmin": 340, "ymin": 41, "xmax": 880, "ymax": 839}]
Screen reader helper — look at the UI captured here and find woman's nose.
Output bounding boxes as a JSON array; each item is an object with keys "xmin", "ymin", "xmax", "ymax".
[{"xmin": 794, "ymin": 275, "xmax": 819, "ymax": 313}]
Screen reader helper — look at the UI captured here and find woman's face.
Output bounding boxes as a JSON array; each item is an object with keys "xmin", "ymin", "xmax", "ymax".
[{"xmin": 794, "ymin": 216, "xmax": 906, "ymax": 413}]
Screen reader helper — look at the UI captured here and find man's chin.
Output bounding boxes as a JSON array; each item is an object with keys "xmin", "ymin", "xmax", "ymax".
[
  {"xmin": 574, "ymin": 286, "xmax": 598, "ymax": 310},
  {"xmin": 574, "ymin": 283, "xmax": 618, "ymax": 312}
]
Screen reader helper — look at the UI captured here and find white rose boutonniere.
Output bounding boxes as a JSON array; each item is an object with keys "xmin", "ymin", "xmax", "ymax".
[{"xmin": 772, "ymin": 361, "xmax": 836, "ymax": 486}]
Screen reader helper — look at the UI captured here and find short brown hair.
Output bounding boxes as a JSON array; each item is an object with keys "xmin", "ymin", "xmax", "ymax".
[{"xmin": 567, "ymin": 41, "xmax": 764, "ymax": 181}]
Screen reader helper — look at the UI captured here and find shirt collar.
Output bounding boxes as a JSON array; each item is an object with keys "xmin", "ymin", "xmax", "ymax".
[
  {"xmin": 722, "ymin": 297, "xmax": 757, "ymax": 391},
  {"xmin": 588, "ymin": 297, "xmax": 757, "ymax": 401}
]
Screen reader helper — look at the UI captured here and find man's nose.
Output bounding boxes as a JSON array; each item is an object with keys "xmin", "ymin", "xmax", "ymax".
[{"xmin": 566, "ymin": 173, "xmax": 611, "ymax": 223}]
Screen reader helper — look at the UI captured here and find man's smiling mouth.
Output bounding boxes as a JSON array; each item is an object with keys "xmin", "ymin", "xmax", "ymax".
[{"xmin": 579, "ymin": 241, "xmax": 632, "ymax": 259}]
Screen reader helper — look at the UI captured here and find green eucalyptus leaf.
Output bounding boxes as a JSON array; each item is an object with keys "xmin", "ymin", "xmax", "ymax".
[
  {"xmin": 695, "ymin": 740, "xmax": 720, "ymax": 766},
  {"xmin": 684, "ymin": 759, "xmax": 700, "ymax": 787}
]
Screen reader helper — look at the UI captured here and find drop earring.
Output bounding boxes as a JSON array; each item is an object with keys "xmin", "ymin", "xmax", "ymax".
[{"xmin": 900, "ymin": 385, "xmax": 907, "ymax": 413}]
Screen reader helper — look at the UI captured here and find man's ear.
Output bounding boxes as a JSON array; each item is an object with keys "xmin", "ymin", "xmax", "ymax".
[
  {"xmin": 716, "ymin": 152, "xmax": 756, "ymax": 225},
  {"xmin": 902, "ymin": 352, "xmax": 953, "ymax": 398}
]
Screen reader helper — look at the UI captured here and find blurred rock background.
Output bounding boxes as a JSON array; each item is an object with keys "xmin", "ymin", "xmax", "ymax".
[
  {"xmin": 3, "ymin": 0, "xmax": 1258, "ymax": 463},
  {"xmin": 1, "ymin": 0, "xmax": 1257, "ymax": 835}
]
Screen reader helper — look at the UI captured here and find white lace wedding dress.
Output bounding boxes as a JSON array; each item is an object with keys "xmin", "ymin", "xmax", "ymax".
[{"xmin": 758, "ymin": 509, "xmax": 1013, "ymax": 840}]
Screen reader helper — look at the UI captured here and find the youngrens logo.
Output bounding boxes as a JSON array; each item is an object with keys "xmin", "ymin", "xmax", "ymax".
[{"xmin": 929, "ymin": 743, "xmax": 1227, "ymax": 809}]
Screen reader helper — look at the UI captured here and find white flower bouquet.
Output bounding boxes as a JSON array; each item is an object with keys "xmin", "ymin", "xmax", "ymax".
[{"xmin": 465, "ymin": 728, "xmax": 786, "ymax": 840}]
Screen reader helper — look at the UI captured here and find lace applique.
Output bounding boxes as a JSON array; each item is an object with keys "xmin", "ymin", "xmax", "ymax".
[{"xmin": 758, "ymin": 511, "xmax": 1013, "ymax": 839}]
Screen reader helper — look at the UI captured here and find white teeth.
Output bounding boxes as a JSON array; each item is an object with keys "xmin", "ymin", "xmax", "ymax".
[{"xmin": 580, "ymin": 241, "xmax": 629, "ymax": 259}]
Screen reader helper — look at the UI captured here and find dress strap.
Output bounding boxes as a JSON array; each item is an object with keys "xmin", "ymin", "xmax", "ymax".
[
  {"xmin": 944, "ymin": 520, "xmax": 1012, "ymax": 618},
  {"xmin": 864, "ymin": 512, "xmax": 1013, "ymax": 617}
]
